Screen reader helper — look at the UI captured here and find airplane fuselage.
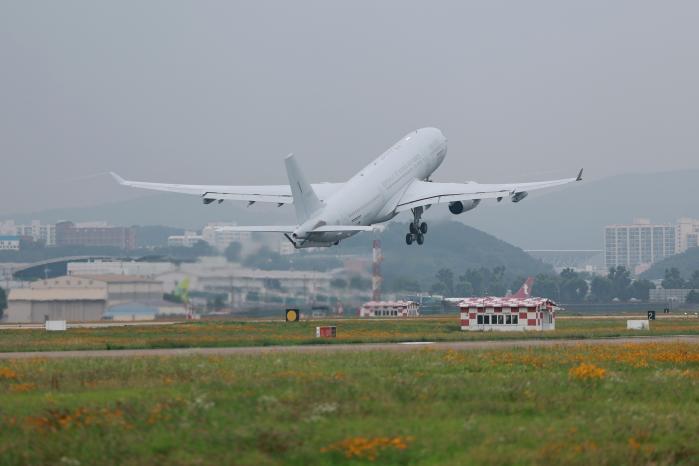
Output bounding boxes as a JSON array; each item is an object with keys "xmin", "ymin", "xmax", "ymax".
[{"xmin": 293, "ymin": 127, "xmax": 447, "ymax": 246}]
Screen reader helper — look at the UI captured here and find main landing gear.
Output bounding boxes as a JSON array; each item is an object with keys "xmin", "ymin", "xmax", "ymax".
[{"xmin": 405, "ymin": 207, "xmax": 428, "ymax": 246}]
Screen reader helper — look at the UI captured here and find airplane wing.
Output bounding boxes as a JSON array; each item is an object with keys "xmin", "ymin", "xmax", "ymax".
[
  {"xmin": 110, "ymin": 172, "xmax": 343, "ymax": 205},
  {"xmin": 394, "ymin": 169, "xmax": 583, "ymax": 212}
]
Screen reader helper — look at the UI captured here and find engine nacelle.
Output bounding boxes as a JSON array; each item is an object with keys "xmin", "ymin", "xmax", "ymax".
[
  {"xmin": 511, "ymin": 191, "xmax": 528, "ymax": 203},
  {"xmin": 448, "ymin": 199, "xmax": 481, "ymax": 215}
]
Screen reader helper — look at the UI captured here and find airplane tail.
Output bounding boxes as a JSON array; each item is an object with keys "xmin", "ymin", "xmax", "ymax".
[
  {"xmin": 285, "ymin": 153, "xmax": 322, "ymax": 223},
  {"xmin": 510, "ymin": 277, "xmax": 534, "ymax": 299}
]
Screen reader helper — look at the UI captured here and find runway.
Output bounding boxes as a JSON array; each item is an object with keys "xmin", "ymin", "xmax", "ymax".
[{"xmin": 1, "ymin": 335, "xmax": 698, "ymax": 359}]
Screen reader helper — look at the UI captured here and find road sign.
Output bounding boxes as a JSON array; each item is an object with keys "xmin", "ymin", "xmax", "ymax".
[
  {"xmin": 285, "ymin": 308, "xmax": 300, "ymax": 322},
  {"xmin": 648, "ymin": 310, "xmax": 656, "ymax": 320}
]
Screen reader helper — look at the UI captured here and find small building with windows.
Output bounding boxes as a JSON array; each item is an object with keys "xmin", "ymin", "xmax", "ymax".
[
  {"xmin": 459, "ymin": 297, "xmax": 558, "ymax": 331},
  {"xmin": 359, "ymin": 300, "xmax": 420, "ymax": 318},
  {"xmin": 0, "ymin": 235, "xmax": 21, "ymax": 251}
]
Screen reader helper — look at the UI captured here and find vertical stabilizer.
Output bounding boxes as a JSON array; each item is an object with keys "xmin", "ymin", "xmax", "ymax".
[
  {"xmin": 284, "ymin": 154, "xmax": 322, "ymax": 222},
  {"xmin": 510, "ymin": 277, "xmax": 535, "ymax": 299}
]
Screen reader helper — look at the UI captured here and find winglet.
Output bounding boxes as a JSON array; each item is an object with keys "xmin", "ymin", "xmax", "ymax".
[
  {"xmin": 110, "ymin": 172, "xmax": 127, "ymax": 185},
  {"xmin": 576, "ymin": 168, "xmax": 583, "ymax": 181}
]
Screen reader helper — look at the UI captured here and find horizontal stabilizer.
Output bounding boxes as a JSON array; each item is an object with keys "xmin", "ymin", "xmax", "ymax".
[
  {"xmin": 313, "ymin": 225, "xmax": 376, "ymax": 232},
  {"xmin": 215, "ymin": 226, "xmax": 297, "ymax": 233},
  {"xmin": 214, "ymin": 225, "xmax": 375, "ymax": 234}
]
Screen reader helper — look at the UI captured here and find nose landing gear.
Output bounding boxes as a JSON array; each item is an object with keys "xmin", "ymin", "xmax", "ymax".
[{"xmin": 405, "ymin": 207, "xmax": 428, "ymax": 246}]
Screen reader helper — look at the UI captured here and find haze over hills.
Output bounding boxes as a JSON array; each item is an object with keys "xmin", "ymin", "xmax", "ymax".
[
  {"xmin": 3, "ymin": 170, "xmax": 699, "ymax": 250},
  {"xmin": 641, "ymin": 247, "xmax": 699, "ymax": 280},
  {"xmin": 2, "ymin": 192, "xmax": 297, "ymax": 230},
  {"xmin": 433, "ymin": 169, "xmax": 699, "ymax": 249}
]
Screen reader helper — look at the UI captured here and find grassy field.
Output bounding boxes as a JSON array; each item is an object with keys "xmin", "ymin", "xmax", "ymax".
[
  {"xmin": 1, "ymin": 342, "xmax": 698, "ymax": 465},
  {"xmin": 1, "ymin": 317, "xmax": 699, "ymax": 353}
]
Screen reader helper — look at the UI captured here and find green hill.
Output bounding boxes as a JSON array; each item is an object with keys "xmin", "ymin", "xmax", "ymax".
[
  {"xmin": 641, "ymin": 247, "xmax": 699, "ymax": 280},
  {"xmin": 335, "ymin": 221, "xmax": 553, "ymax": 290}
]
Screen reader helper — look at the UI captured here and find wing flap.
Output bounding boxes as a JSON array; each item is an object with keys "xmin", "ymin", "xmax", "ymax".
[{"xmin": 313, "ymin": 225, "xmax": 375, "ymax": 232}]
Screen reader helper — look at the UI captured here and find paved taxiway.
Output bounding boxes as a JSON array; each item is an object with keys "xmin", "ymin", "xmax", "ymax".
[{"xmin": 0, "ymin": 335, "xmax": 697, "ymax": 359}]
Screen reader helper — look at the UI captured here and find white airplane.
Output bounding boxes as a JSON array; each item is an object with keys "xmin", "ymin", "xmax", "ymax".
[{"xmin": 111, "ymin": 127, "xmax": 582, "ymax": 248}]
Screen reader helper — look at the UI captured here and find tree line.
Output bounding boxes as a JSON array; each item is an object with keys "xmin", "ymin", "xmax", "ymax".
[
  {"xmin": 430, "ymin": 266, "xmax": 661, "ymax": 303},
  {"xmin": 661, "ymin": 268, "xmax": 699, "ymax": 304},
  {"xmin": 0, "ymin": 286, "xmax": 6, "ymax": 319}
]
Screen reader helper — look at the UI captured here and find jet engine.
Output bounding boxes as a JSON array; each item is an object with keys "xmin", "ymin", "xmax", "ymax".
[
  {"xmin": 448, "ymin": 199, "xmax": 480, "ymax": 215},
  {"xmin": 510, "ymin": 191, "xmax": 528, "ymax": 203}
]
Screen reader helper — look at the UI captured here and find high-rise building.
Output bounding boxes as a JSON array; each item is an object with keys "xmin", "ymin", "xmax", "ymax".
[
  {"xmin": 675, "ymin": 218, "xmax": 699, "ymax": 253},
  {"xmin": 55, "ymin": 221, "xmax": 136, "ymax": 250},
  {"xmin": 604, "ymin": 218, "xmax": 675, "ymax": 272},
  {"xmin": 0, "ymin": 220, "xmax": 56, "ymax": 245}
]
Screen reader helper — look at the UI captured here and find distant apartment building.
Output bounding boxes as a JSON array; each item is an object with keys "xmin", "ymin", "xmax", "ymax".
[
  {"xmin": 604, "ymin": 219, "xmax": 675, "ymax": 272},
  {"xmin": 676, "ymin": 218, "xmax": 699, "ymax": 253},
  {"xmin": 167, "ymin": 231, "xmax": 205, "ymax": 248},
  {"xmin": 0, "ymin": 220, "xmax": 56, "ymax": 245},
  {"xmin": 55, "ymin": 221, "xmax": 136, "ymax": 250},
  {"xmin": 279, "ymin": 240, "xmax": 296, "ymax": 256},
  {"xmin": 201, "ymin": 224, "xmax": 252, "ymax": 251}
]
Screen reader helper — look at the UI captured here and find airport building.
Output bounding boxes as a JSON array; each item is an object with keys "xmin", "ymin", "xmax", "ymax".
[
  {"xmin": 459, "ymin": 297, "xmax": 558, "ymax": 331},
  {"xmin": 604, "ymin": 219, "xmax": 675, "ymax": 273},
  {"xmin": 158, "ymin": 258, "xmax": 334, "ymax": 308},
  {"xmin": 359, "ymin": 300, "xmax": 420, "ymax": 317},
  {"xmin": 6, "ymin": 276, "xmax": 108, "ymax": 322},
  {"xmin": 67, "ymin": 257, "xmax": 343, "ymax": 309},
  {"xmin": 68, "ymin": 259, "xmax": 175, "ymax": 277},
  {"xmin": 5, "ymin": 274, "xmax": 181, "ymax": 323}
]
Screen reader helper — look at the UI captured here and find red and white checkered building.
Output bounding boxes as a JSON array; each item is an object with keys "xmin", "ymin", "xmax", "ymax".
[
  {"xmin": 359, "ymin": 300, "xmax": 420, "ymax": 318},
  {"xmin": 459, "ymin": 297, "xmax": 558, "ymax": 331}
]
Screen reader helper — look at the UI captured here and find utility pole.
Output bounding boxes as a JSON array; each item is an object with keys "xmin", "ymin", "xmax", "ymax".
[{"xmin": 372, "ymin": 240, "xmax": 383, "ymax": 301}]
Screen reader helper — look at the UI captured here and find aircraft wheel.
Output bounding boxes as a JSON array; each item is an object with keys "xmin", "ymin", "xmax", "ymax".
[
  {"xmin": 405, "ymin": 233, "xmax": 414, "ymax": 245},
  {"xmin": 420, "ymin": 222, "xmax": 428, "ymax": 234},
  {"xmin": 409, "ymin": 223, "xmax": 418, "ymax": 235},
  {"xmin": 416, "ymin": 233, "xmax": 425, "ymax": 245}
]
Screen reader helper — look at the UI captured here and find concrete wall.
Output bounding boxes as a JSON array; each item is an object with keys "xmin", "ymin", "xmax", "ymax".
[{"xmin": 5, "ymin": 301, "xmax": 31, "ymax": 323}]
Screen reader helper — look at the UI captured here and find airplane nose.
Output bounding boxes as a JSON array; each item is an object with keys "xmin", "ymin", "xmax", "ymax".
[
  {"xmin": 429, "ymin": 127, "xmax": 446, "ymax": 145},
  {"xmin": 420, "ymin": 127, "xmax": 444, "ymax": 139}
]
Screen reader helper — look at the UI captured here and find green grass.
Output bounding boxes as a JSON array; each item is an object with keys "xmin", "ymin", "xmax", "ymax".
[
  {"xmin": 1, "ymin": 342, "xmax": 698, "ymax": 465},
  {"xmin": 1, "ymin": 317, "xmax": 699, "ymax": 353}
]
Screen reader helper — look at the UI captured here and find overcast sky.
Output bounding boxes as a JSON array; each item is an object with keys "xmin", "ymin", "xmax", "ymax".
[{"xmin": 1, "ymin": 1, "xmax": 698, "ymax": 215}]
